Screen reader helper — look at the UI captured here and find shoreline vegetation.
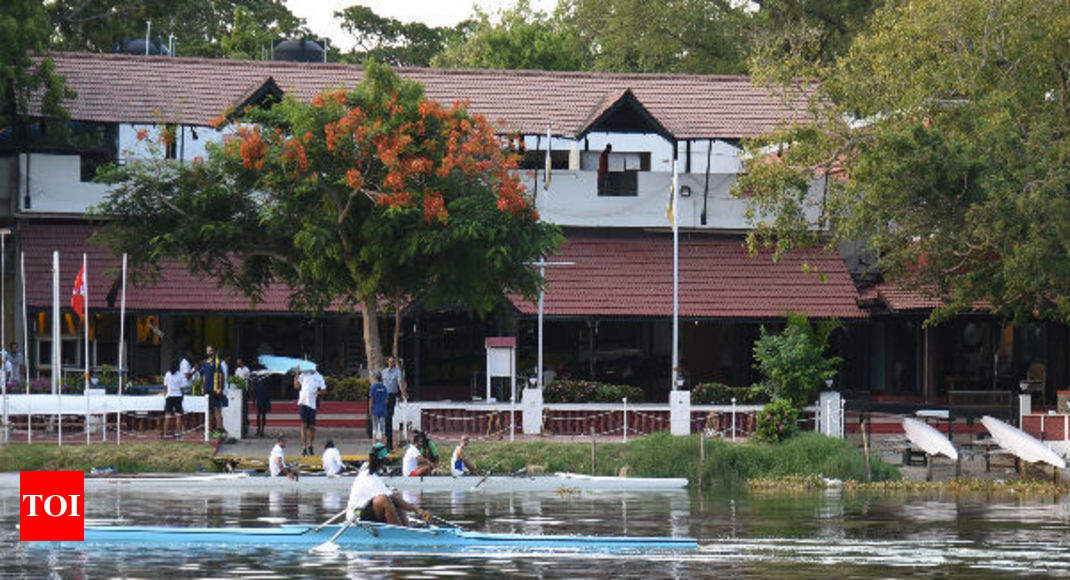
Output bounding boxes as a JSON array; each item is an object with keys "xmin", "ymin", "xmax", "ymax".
[
  {"xmin": 0, "ymin": 443, "xmax": 217, "ymax": 473},
  {"xmin": 467, "ymin": 432, "xmax": 899, "ymax": 486},
  {"xmin": 1, "ymin": 432, "xmax": 899, "ymax": 486}
]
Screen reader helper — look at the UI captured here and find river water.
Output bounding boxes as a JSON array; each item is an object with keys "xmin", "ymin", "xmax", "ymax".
[{"xmin": 2, "ymin": 484, "xmax": 1070, "ymax": 577}]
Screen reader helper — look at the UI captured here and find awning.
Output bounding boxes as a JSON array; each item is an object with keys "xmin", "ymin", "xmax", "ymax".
[{"xmin": 509, "ymin": 231, "xmax": 865, "ymax": 319}]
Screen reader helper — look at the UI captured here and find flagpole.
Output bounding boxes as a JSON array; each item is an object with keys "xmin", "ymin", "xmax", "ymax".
[
  {"xmin": 117, "ymin": 253, "xmax": 126, "ymax": 445},
  {"xmin": 21, "ymin": 252, "xmax": 30, "ymax": 443},
  {"xmin": 670, "ymin": 145, "xmax": 680, "ymax": 392},
  {"xmin": 52, "ymin": 250, "xmax": 61, "ymax": 445},
  {"xmin": 544, "ymin": 122, "xmax": 552, "ymax": 191},
  {"xmin": 1, "ymin": 232, "xmax": 7, "ymax": 444},
  {"xmin": 83, "ymin": 253, "xmax": 89, "ymax": 445}
]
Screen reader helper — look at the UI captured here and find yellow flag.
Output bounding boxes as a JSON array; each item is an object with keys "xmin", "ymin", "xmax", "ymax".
[{"xmin": 666, "ymin": 158, "xmax": 677, "ymax": 226}]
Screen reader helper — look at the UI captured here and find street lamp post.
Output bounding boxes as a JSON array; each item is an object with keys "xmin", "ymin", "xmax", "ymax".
[
  {"xmin": 0, "ymin": 228, "xmax": 9, "ymax": 443},
  {"xmin": 528, "ymin": 260, "xmax": 573, "ymax": 389}
]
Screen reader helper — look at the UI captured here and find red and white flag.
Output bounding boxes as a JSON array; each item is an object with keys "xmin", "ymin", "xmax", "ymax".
[{"xmin": 71, "ymin": 264, "xmax": 86, "ymax": 318}]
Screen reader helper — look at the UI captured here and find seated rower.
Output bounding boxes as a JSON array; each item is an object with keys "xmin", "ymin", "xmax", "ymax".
[
  {"xmin": 450, "ymin": 435, "xmax": 479, "ymax": 476},
  {"xmin": 403, "ymin": 431, "xmax": 437, "ymax": 477},
  {"xmin": 347, "ymin": 442, "xmax": 430, "ymax": 525},
  {"xmin": 269, "ymin": 436, "xmax": 299, "ymax": 480},
  {"xmin": 322, "ymin": 439, "xmax": 345, "ymax": 477}
]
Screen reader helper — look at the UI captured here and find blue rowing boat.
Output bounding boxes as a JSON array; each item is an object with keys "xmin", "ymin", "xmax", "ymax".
[{"xmin": 78, "ymin": 523, "xmax": 697, "ymax": 552}]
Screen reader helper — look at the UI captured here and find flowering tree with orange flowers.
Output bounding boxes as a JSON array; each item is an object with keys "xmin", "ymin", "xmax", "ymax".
[{"xmin": 95, "ymin": 62, "xmax": 560, "ymax": 373}]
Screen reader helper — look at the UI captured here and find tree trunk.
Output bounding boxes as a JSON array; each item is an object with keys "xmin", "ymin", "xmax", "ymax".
[
  {"xmin": 392, "ymin": 302, "xmax": 402, "ymax": 358},
  {"xmin": 361, "ymin": 297, "xmax": 384, "ymax": 378}
]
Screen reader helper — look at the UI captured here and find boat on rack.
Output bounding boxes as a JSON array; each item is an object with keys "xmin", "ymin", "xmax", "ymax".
[
  {"xmin": 981, "ymin": 415, "xmax": 1066, "ymax": 469},
  {"xmin": 82, "ymin": 472, "xmax": 688, "ymax": 493},
  {"xmin": 902, "ymin": 417, "xmax": 958, "ymax": 460},
  {"xmin": 72, "ymin": 522, "xmax": 697, "ymax": 552}
]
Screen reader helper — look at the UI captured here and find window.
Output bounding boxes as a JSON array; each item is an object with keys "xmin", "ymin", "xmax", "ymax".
[
  {"xmin": 519, "ymin": 150, "xmax": 569, "ymax": 170},
  {"xmin": 598, "ymin": 171, "xmax": 639, "ymax": 196}
]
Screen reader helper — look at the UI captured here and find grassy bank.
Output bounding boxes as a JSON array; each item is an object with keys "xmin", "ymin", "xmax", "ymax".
[
  {"xmin": 467, "ymin": 432, "xmax": 899, "ymax": 486},
  {"xmin": 0, "ymin": 443, "xmax": 218, "ymax": 473}
]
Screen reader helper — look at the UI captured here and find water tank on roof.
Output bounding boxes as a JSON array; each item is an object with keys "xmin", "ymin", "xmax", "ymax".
[
  {"xmin": 272, "ymin": 39, "xmax": 326, "ymax": 63},
  {"xmin": 114, "ymin": 38, "xmax": 170, "ymax": 56}
]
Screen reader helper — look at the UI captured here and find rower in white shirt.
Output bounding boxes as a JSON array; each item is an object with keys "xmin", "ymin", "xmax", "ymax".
[
  {"xmin": 268, "ymin": 436, "xmax": 299, "ymax": 480},
  {"xmin": 322, "ymin": 440, "xmax": 345, "ymax": 477},
  {"xmin": 346, "ymin": 443, "xmax": 430, "ymax": 525}
]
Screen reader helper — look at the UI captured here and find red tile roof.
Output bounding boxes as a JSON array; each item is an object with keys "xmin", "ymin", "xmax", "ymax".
[
  {"xmin": 32, "ymin": 52, "xmax": 810, "ymax": 140},
  {"xmin": 509, "ymin": 232, "xmax": 864, "ymax": 319},
  {"xmin": 858, "ymin": 282, "xmax": 992, "ymax": 312},
  {"xmin": 21, "ymin": 221, "xmax": 310, "ymax": 313}
]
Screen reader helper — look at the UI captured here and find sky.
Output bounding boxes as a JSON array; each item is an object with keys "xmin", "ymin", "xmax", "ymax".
[{"xmin": 284, "ymin": 0, "xmax": 559, "ymax": 52}]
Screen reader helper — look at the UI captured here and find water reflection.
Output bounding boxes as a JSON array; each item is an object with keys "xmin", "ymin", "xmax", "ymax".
[{"xmin": 2, "ymin": 484, "xmax": 1070, "ymax": 577}]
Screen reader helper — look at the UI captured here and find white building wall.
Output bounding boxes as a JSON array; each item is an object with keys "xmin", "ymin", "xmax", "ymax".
[
  {"xmin": 18, "ymin": 154, "xmax": 110, "ymax": 214},
  {"xmin": 12, "ymin": 125, "xmax": 820, "ymax": 229}
]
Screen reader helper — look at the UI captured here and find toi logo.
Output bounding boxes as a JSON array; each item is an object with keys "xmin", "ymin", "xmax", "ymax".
[{"xmin": 19, "ymin": 471, "xmax": 84, "ymax": 541}]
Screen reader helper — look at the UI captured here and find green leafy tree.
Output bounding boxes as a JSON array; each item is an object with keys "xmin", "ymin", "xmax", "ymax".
[
  {"xmin": 736, "ymin": 0, "xmax": 1070, "ymax": 323},
  {"xmin": 433, "ymin": 1, "xmax": 591, "ymax": 71},
  {"xmin": 752, "ymin": 313, "xmax": 841, "ymax": 408},
  {"xmin": 1, "ymin": 0, "xmax": 74, "ymax": 151},
  {"xmin": 336, "ymin": 5, "xmax": 471, "ymax": 67},
  {"xmin": 93, "ymin": 62, "xmax": 561, "ymax": 374},
  {"xmin": 47, "ymin": 0, "xmax": 306, "ymax": 58},
  {"xmin": 749, "ymin": 0, "xmax": 884, "ymax": 80},
  {"xmin": 561, "ymin": 0, "xmax": 750, "ymax": 74}
]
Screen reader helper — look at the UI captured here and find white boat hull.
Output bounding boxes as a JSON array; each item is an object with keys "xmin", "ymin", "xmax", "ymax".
[
  {"xmin": 982, "ymin": 415, "xmax": 1066, "ymax": 469},
  {"xmin": 71, "ymin": 472, "xmax": 688, "ymax": 493},
  {"xmin": 902, "ymin": 417, "xmax": 958, "ymax": 461}
]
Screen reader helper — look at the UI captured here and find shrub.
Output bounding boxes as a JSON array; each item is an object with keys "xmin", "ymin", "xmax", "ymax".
[
  {"xmin": 324, "ymin": 376, "xmax": 371, "ymax": 401},
  {"xmin": 544, "ymin": 379, "xmax": 644, "ymax": 403},
  {"xmin": 691, "ymin": 382, "xmax": 769, "ymax": 404},
  {"xmin": 752, "ymin": 313, "xmax": 842, "ymax": 408},
  {"xmin": 754, "ymin": 399, "xmax": 800, "ymax": 443}
]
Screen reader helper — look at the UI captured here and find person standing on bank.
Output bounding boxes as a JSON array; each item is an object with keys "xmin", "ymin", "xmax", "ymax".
[
  {"xmin": 369, "ymin": 372, "xmax": 388, "ymax": 443},
  {"xmin": 381, "ymin": 357, "xmax": 408, "ymax": 450},
  {"xmin": 160, "ymin": 367, "xmax": 186, "ymax": 439},
  {"xmin": 200, "ymin": 345, "xmax": 228, "ymax": 437},
  {"xmin": 294, "ymin": 366, "xmax": 326, "ymax": 456},
  {"xmin": 252, "ymin": 370, "xmax": 271, "ymax": 438}
]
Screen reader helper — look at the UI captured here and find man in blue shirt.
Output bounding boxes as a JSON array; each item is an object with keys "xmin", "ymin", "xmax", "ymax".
[
  {"xmin": 381, "ymin": 357, "xmax": 407, "ymax": 450},
  {"xmin": 369, "ymin": 372, "xmax": 388, "ymax": 443},
  {"xmin": 200, "ymin": 345, "xmax": 228, "ymax": 437}
]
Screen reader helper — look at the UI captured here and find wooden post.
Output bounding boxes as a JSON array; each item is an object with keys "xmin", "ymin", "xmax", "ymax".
[
  {"xmin": 925, "ymin": 453, "xmax": 933, "ymax": 482},
  {"xmin": 699, "ymin": 431, "xmax": 706, "ymax": 489},
  {"xmin": 861, "ymin": 413, "xmax": 872, "ymax": 483},
  {"xmin": 590, "ymin": 425, "xmax": 596, "ymax": 475},
  {"xmin": 1054, "ymin": 466, "xmax": 1059, "ymax": 485}
]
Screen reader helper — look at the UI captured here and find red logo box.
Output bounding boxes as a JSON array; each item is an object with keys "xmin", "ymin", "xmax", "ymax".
[{"xmin": 19, "ymin": 471, "xmax": 84, "ymax": 541}]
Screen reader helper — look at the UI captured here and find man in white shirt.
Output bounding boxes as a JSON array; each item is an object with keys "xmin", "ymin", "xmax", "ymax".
[
  {"xmin": 269, "ymin": 436, "xmax": 298, "ymax": 480},
  {"xmin": 322, "ymin": 439, "xmax": 345, "ymax": 476},
  {"xmin": 294, "ymin": 368, "xmax": 326, "ymax": 456},
  {"xmin": 347, "ymin": 443, "xmax": 429, "ymax": 525},
  {"xmin": 403, "ymin": 431, "xmax": 435, "ymax": 477},
  {"xmin": 160, "ymin": 369, "xmax": 186, "ymax": 439}
]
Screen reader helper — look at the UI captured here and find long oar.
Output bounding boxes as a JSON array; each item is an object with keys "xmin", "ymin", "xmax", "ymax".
[
  {"xmin": 309, "ymin": 509, "xmax": 347, "ymax": 534},
  {"xmin": 427, "ymin": 513, "xmax": 464, "ymax": 529},
  {"xmin": 469, "ymin": 460, "xmax": 504, "ymax": 491}
]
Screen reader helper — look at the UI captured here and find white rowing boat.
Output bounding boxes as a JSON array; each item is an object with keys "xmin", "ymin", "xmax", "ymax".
[
  {"xmin": 78, "ymin": 472, "xmax": 688, "ymax": 492},
  {"xmin": 902, "ymin": 417, "xmax": 958, "ymax": 461},
  {"xmin": 981, "ymin": 415, "xmax": 1066, "ymax": 469}
]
